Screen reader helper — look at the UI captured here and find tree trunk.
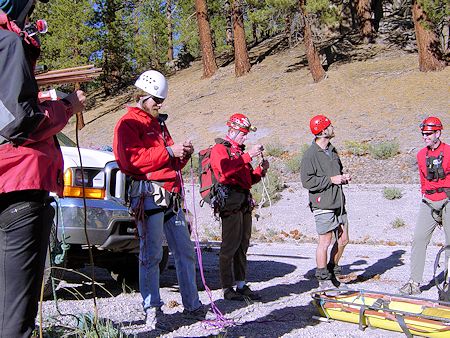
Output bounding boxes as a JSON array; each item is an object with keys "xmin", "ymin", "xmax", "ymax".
[
  {"xmin": 195, "ymin": 0, "xmax": 218, "ymax": 78},
  {"xmin": 350, "ymin": 0, "xmax": 357, "ymax": 30},
  {"xmin": 285, "ymin": 13, "xmax": 292, "ymax": 48},
  {"xmin": 372, "ymin": 0, "xmax": 383, "ymax": 32},
  {"xmin": 412, "ymin": 0, "xmax": 445, "ymax": 71},
  {"xmin": 299, "ymin": 0, "xmax": 326, "ymax": 82},
  {"xmin": 357, "ymin": 0, "xmax": 374, "ymax": 43},
  {"xmin": 232, "ymin": 0, "xmax": 251, "ymax": 76},
  {"xmin": 167, "ymin": 0, "xmax": 173, "ymax": 62},
  {"xmin": 224, "ymin": 0, "xmax": 234, "ymax": 47}
]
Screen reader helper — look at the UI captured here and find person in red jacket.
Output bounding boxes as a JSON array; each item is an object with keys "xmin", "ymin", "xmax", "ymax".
[
  {"xmin": 0, "ymin": 1, "xmax": 86, "ymax": 337},
  {"xmin": 400, "ymin": 117, "xmax": 450, "ymax": 295},
  {"xmin": 113, "ymin": 70, "xmax": 206, "ymax": 330},
  {"xmin": 210, "ymin": 113, "xmax": 269, "ymax": 301}
]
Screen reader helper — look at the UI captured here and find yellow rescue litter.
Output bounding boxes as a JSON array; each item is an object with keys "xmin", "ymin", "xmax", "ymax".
[{"xmin": 311, "ymin": 289, "xmax": 450, "ymax": 337}]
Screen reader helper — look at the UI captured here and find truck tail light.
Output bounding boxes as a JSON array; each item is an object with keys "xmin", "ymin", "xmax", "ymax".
[{"xmin": 63, "ymin": 168, "xmax": 106, "ymax": 199}]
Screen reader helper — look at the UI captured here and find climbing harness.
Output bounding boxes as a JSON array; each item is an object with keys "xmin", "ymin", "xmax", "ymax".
[{"xmin": 422, "ymin": 198, "xmax": 449, "ymax": 225}]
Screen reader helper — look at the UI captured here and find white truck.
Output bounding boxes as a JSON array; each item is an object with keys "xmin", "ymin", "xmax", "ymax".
[{"xmin": 43, "ymin": 133, "xmax": 169, "ymax": 296}]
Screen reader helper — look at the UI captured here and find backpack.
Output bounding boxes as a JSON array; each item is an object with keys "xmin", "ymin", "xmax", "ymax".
[
  {"xmin": 198, "ymin": 139, "xmax": 231, "ymax": 206},
  {"xmin": 0, "ymin": 12, "xmax": 43, "ymax": 146}
]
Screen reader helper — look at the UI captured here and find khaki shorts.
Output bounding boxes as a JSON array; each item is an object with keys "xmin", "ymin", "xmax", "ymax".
[{"xmin": 313, "ymin": 210, "xmax": 348, "ymax": 235}]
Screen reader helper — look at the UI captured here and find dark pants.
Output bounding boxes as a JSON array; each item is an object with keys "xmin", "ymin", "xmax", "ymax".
[
  {"xmin": 219, "ymin": 189, "xmax": 252, "ymax": 289},
  {"xmin": 0, "ymin": 190, "xmax": 53, "ymax": 338}
]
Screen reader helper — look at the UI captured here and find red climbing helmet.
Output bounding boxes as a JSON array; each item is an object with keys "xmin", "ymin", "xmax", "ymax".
[
  {"xmin": 310, "ymin": 115, "xmax": 331, "ymax": 135},
  {"xmin": 420, "ymin": 117, "xmax": 443, "ymax": 132},
  {"xmin": 226, "ymin": 113, "xmax": 257, "ymax": 133}
]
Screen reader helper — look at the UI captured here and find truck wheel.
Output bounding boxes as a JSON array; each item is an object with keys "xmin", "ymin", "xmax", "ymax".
[{"xmin": 42, "ymin": 222, "xmax": 66, "ymax": 299}]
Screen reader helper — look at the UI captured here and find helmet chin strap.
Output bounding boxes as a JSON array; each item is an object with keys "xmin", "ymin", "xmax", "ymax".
[{"xmin": 315, "ymin": 131, "xmax": 334, "ymax": 139}]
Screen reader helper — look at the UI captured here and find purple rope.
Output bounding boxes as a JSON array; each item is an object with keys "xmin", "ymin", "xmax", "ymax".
[{"xmin": 177, "ymin": 167, "xmax": 234, "ymax": 329}]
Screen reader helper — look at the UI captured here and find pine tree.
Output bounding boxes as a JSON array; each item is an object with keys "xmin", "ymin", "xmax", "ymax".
[
  {"xmin": 357, "ymin": 0, "xmax": 374, "ymax": 43},
  {"xmin": 412, "ymin": 0, "xmax": 446, "ymax": 71},
  {"xmin": 94, "ymin": 0, "xmax": 135, "ymax": 94},
  {"xmin": 232, "ymin": 0, "xmax": 251, "ymax": 76},
  {"xmin": 195, "ymin": 0, "xmax": 218, "ymax": 78},
  {"xmin": 132, "ymin": 0, "xmax": 169, "ymax": 73},
  {"xmin": 298, "ymin": 0, "xmax": 326, "ymax": 82},
  {"xmin": 167, "ymin": 0, "xmax": 174, "ymax": 62},
  {"xmin": 224, "ymin": 0, "xmax": 234, "ymax": 47},
  {"xmin": 33, "ymin": 0, "xmax": 99, "ymax": 70}
]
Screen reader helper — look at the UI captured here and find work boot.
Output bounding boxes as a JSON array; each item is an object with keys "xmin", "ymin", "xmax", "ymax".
[
  {"xmin": 224, "ymin": 287, "xmax": 245, "ymax": 301},
  {"xmin": 182, "ymin": 304, "xmax": 208, "ymax": 321},
  {"xmin": 399, "ymin": 281, "xmax": 421, "ymax": 295},
  {"xmin": 236, "ymin": 284, "xmax": 262, "ymax": 300},
  {"xmin": 315, "ymin": 267, "xmax": 336, "ymax": 290}
]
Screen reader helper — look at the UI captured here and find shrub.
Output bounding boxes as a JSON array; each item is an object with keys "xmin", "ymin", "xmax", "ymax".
[
  {"xmin": 369, "ymin": 140, "xmax": 400, "ymax": 160},
  {"xmin": 383, "ymin": 187, "xmax": 403, "ymax": 200},
  {"xmin": 391, "ymin": 218, "xmax": 406, "ymax": 228},
  {"xmin": 264, "ymin": 142, "xmax": 286, "ymax": 157},
  {"xmin": 38, "ymin": 314, "xmax": 127, "ymax": 337},
  {"xmin": 251, "ymin": 167, "xmax": 284, "ymax": 207},
  {"xmin": 344, "ymin": 140, "xmax": 370, "ymax": 156},
  {"xmin": 285, "ymin": 144, "xmax": 310, "ymax": 174}
]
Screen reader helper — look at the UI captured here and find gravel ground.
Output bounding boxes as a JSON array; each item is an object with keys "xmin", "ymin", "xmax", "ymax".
[
  {"xmin": 40, "ymin": 184, "xmax": 450, "ymax": 337},
  {"xmin": 189, "ymin": 183, "xmax": 444, "ymax": 247}
]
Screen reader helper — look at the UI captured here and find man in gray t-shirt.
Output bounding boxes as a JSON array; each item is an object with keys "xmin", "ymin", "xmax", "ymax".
[{"xmin": 300, "ymin": 115, "xmax": 351, "ymax": 289}]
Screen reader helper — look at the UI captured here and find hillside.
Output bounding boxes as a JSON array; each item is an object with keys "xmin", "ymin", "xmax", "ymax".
[{"xmin": 63, "ymin": 39, "xmax": 450, "ymax": 184}]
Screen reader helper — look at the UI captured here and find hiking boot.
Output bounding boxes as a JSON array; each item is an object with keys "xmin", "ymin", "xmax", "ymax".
[
  {"xmin": 182, "ymin": 304, "xmax": 208, "ymax": 321},
  {"xmin": 399, "ymin": 281, "xmax": 421, "ymax": 295},
  {"xmin": 236, "ymin": 285, "xmax": 262, "ymax": 300},
  {"xmin": 317, "ymin": 279, "xmax": 335, "ymax": 290},
  {"xmin": 224, "ymin": 287, "xmax": 245, "ymax": 301}
]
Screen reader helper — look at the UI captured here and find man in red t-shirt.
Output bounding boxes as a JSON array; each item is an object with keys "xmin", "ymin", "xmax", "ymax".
[
  {"xmin": 210, "ymin": 113, "xmax": 269, "ymax": 301},
  {"xmin": 400, "ymin": 117, "xmax": 450, "ymax": 295}
]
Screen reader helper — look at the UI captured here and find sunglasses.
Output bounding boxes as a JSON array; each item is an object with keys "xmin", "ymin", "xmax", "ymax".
[
  {"xmin": 422, "ymin": 132, "xmax": 435, "ymax": 137},
  {"xmin": 152, "ymin": 96, "xmax": 165, "ymax": 105},
  {"xmin": 143, "ymin": 95, "xmax": 165, "ymax": 105}
]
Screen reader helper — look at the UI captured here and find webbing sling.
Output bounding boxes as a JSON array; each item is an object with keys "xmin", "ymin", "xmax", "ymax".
[{"xmin": 395, "ymin": 314, "xmax": 413, "ymax": 338}]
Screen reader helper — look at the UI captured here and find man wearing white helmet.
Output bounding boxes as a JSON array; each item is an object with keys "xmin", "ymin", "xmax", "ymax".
[{"xmin": 113, "ymin": 70, "xmax": 205, "ymax": 330}]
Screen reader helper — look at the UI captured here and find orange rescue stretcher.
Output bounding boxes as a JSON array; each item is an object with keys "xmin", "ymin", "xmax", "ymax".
[{"xmin": 311, "ymin": 289, "xmax": 450, "ymax": 337}]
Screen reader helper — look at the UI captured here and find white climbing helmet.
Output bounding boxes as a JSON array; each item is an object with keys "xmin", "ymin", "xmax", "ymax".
[{"xmin": 134, "ymin": 70, "xmax": 168, "ymax": 99}]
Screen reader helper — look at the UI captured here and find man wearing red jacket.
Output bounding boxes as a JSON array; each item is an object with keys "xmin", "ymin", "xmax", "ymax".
[
  {"xmin": 114, "ymin": 70, "xmax": 205, "ymax": 330},
  {"xmin": 210, "ymin": 113, "xmax": 269, "ymax": 301},
  {"xmin": 400, "ymin": 117, "xmax": 450, "ymax": 295},
  {"xmin": 0, "ymin": 0, "xmax": 86, "ymax": 336}
]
